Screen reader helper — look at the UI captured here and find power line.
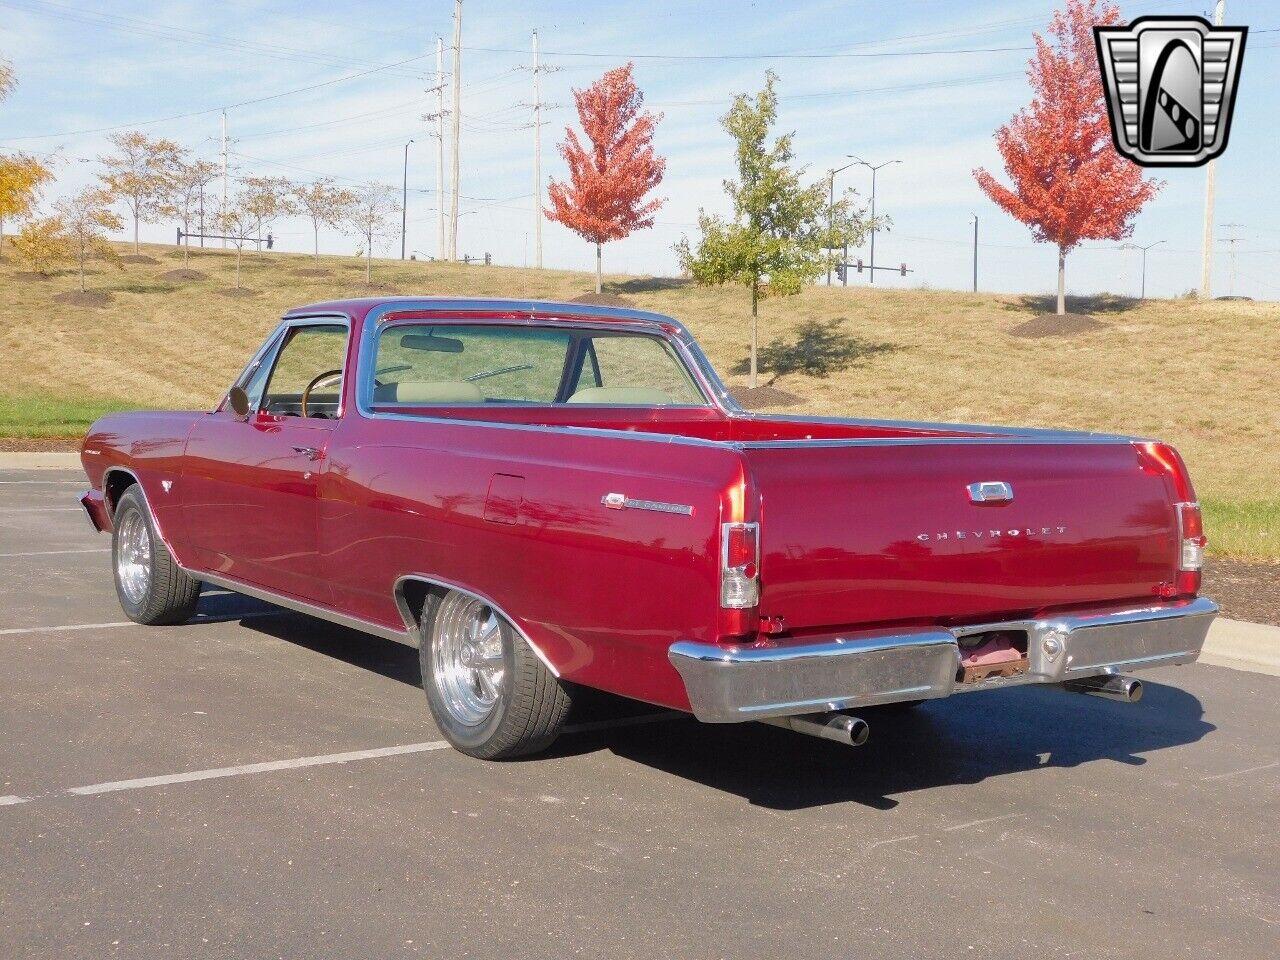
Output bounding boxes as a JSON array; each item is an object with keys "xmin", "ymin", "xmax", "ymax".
[
  {"xmin": 462, "ymin": 42, "xmax": 1036, "ymax": 61},
  {"xmin": 0, "ymin": 52, "xmax": 432, "ymax": 143}
]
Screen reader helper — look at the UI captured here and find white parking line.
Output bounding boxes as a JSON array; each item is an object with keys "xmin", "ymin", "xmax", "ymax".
[
  {"xmin": 69, "ymin": 741, "xmax": 455, "ymax": 796},
  {"xmin": 0, "ymin": 480, "xmax": 83, "ymax": 484},
  {"xmin": 1, "ymin": 712, "xmax": 687, "ymax": 809},
  {"xmin": 0, "ymin": 611, "xmax": 284, "ymax": 636},
  {"xmin": 0, "ymin": 507, "xmax": 83, "ymax": 513},
  {"xmin": 0, "ymin": 548, "xmax": 110, "ymax": 558}
]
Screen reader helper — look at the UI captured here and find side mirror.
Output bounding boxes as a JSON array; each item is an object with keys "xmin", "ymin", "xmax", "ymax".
[{"xmin": 228, "ymin": 386, "xmax": 251, "ymax": 419}]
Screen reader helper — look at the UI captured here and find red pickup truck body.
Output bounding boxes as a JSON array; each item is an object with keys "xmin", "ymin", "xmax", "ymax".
[{"xmin": 80, "ymin": 298, "xmax": 1215, "ymax": 748}]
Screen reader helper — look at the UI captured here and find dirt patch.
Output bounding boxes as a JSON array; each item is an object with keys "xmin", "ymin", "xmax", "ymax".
[
  {"xmin": 53, "ymin": 290, "xmax": 112, "ymax": 308},
  {"xmin": 157, "ymin": 269, "xmax": 207, "ymax": 282},
  {"xmin": 11, "ymin": 271, "xmax": 54, "ymax": 282},
  {"xmin": 571, "ymin": 292, "xmax": 634, "ymax": 308},
  {"xmin": 292, "ymin": 268, "xmax": 333, "ymax": 278},
  {"xmin": 119, "ymin": 254, "xmax": 159, "ymax": 265},
  {"xmin": 729, "ymin": 384, "xmax": 804, "ymax": 409},
  {"xmin": 217, "ymin": 287, "xmax": 260, "ymax": 298},
  {"xmin": 1203, "ymin": 557, "xmax": 1280, "ymax": 627},
  {"xmin": 1010, "ymin": 312, "xmax": 1107, "ymax": 338},
  {"xmin": 0, "ymin": 436, "xmax": 81, "ymax": 451}
]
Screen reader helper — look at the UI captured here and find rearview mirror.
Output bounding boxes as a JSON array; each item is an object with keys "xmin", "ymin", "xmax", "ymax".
[
  {"xmin": 228, "ymin": 386, "xmax": 251, "ymax": 418},
  {"xmin": 400, "ymin": 333, "xmax": 464, "ymax": 353}
]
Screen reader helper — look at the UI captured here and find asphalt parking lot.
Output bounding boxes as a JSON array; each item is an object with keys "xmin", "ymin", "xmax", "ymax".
[{"xmin": 2, "ymin": 468, "xmax": 1278, "ymax": 959}]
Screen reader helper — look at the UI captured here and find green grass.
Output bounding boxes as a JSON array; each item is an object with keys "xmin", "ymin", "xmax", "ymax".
[
  {"xmin": 1202, "ymin": 498, "xmax": 1280, "ymax": 562},
  {"xmin": 0, "ymin": 393, "xmax": 144, "ymax": 439}
]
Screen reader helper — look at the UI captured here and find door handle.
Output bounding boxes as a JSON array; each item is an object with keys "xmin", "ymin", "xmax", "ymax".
[{"xmin": 292, "ymin": 446, "xmax": 323, "ymax": 461}]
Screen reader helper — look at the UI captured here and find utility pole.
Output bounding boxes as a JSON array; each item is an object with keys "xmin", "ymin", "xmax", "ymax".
[
  {"xmin": 532, "ymin": 30, "xmax": 543, "ymax": 269},
  {"xmin": 1200, "ymin": 0, "xmax": 1226, "ymax": 298},
  {"xmin": 448, "ymin": 0, "xmax": 463, "ymax": 261},
  {"xmin": 401, "ymin": 139, "xmax": 413, "ymax": 259},
  {"xmin": 848, "ymin": 155, "xmax": 901, "ymax": 284},
  {"xmin": 825, "ymin": 161, "xmax": 857, "ymax": 285},
  {"xmin": 220, "ymin": 109, "xmax": 228, "ymax": 249},
  {"xmin": 1118, "ymin": 239, "xmax": 1164, "ymax": 299},
  {"xmin": 970, "ymin": 214, "xmax": 978, "ymax": 292},
  {"xmin": 435, "ymin": 37, "xmax": 446, "ymax": 262}
]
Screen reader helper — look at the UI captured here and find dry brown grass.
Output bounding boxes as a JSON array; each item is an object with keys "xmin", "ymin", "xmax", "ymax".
[{"xmin": 2, "ymin": 241, "xmax": 1276, "ymax": 557}]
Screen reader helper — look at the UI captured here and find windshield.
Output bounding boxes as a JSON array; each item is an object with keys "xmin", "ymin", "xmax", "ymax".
[{"xmin": 369, "ymin": 324, "xmax": 707, "ymax": 406}]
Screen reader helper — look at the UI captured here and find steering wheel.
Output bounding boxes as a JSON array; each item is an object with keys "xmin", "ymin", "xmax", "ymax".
[{"xmin": 301, "ymin": 369, "xmax": 343, "ymax": 419}]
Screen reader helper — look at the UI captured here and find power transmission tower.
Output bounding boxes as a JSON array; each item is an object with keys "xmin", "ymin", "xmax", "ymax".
[
  {"xmin": 532, "ymin": 30, "xmax": 543, "ymax": 269},
  {"xmin": 448, "ymin": 0, "xmax": 463, "ymax": 261},
  {"xmin": 1200, "ymin": 0, "xmax": 1226, "ymax": 298},
  {"xmin": 1218, "ymin": 223, "xmax": 1244, "ymax": 296}
]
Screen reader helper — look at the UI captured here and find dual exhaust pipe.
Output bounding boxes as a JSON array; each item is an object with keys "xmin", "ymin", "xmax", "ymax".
[{"xmin": 761, "ymin": 674, "xmax": 1142, "ymax": 747}]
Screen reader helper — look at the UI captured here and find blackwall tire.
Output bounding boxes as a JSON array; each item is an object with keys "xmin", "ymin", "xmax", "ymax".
[
  {"xmin": 111, "ymin": 485, "xmax": 201, "ymax": 626},
  {"xmin": 419, "ymin": 589, "xmax": 572, "ymax": 760}
]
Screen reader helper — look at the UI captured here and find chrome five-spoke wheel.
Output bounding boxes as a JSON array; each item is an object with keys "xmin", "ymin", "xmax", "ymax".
[{"xmin": 430, "ymin": 592, "xmax": 507, "ymax": 726}]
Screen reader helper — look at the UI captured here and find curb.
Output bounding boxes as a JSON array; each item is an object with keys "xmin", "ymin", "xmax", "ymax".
[
  {"xmin": 0, "ymin": 452, "xmax": 82, "ymax": 470},
  {"xmin": 1200, "ymin": 617, "xmax": 1280, "ymax": 678}
]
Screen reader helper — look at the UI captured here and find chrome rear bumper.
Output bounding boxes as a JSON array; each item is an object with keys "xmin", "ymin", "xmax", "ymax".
[{"xmin": 669, "ymin": 597, "xmax": 1218, "ymax": 723}]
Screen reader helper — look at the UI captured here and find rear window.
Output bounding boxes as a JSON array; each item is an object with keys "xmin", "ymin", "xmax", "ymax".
[{"xmin": 369, "ymin": 324, "xmax": 708, "ymax": 406}]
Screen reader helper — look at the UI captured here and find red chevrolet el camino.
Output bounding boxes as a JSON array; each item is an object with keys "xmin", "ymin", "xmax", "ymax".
[{"xmin": 79, "ymin": 297, "xmax": 1217, "ymax": 759}]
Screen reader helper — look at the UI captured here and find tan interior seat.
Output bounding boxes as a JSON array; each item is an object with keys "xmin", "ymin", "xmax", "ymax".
[
  {"xmin": 373, "ymin": 381, "xmax": 484, "ymax": 404},
  {"xmin": 566, "ymin": 386, "xmax": 675, "ymax": 405}
]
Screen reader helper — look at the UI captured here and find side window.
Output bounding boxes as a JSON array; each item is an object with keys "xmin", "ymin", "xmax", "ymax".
[
  {"xmin": 569, "ymin": 335, "xmax": 706, "ymax": 405},
  {"xmin": 260, "ymin": 324, "xmax": 348, "ymax": 418}
]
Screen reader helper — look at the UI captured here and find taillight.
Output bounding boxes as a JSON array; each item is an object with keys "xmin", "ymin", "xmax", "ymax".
[
  {"xmin": 1136, "ymin": 442, "xmax": 1205, "ymax": 597},
  {"xmin": 1176, "ymin": 498, "xmax": 1206, "ymax": 569},
  {"xmin": 720, "ymin": 522, "xmax": 760, "ymax": 608}
]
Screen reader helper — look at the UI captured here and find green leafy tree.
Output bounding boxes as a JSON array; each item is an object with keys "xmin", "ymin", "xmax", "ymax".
[
  {"xmin": 675, "ymin": 72, "xmax": 870, "ymax": 388},
  {"xmin": 10, "ymin": 215, "xmax": 71, "ymax": 275}
]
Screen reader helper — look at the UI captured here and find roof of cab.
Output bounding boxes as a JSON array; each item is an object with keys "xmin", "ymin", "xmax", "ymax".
[{"xmin": 282, "ymin": 296, "xmax": 686, "ymax": 334}]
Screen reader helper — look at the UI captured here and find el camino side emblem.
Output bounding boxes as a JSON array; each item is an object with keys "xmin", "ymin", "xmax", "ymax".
[{"xmin": 602, "ymin": 492, "xmax": 694, "ymax": 516}]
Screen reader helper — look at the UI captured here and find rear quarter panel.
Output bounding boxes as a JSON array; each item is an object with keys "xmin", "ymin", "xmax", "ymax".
[{"xmin": 320, "ymin": 415, "xmax": 745, "ymax": 709}]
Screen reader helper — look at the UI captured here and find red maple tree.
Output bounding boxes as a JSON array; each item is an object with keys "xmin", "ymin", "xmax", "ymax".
[
  {"xmin": 546, "ymin": 63, "xmax": 665, "ymax": 293},
  {"xmin": 974, "ymin": 0, "xmax": 1161, "ymax": 314}
]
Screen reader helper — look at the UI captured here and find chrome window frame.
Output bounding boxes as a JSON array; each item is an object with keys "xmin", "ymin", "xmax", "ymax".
[{"xmin": 225, "ymin": 313, "xmax": 353, "ymax": 419}]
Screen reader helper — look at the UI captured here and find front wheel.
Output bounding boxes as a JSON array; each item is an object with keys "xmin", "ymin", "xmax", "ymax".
[
  {"xmin": 419, "ymin": 589, "xmax": 571, "ymax": 759},
  {"xmin": 111, "ymin": 485, "xmax": 201, "ymax": 625}
]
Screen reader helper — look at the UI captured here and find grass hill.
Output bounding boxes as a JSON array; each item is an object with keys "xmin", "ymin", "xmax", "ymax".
[{"xmin": 2, "ymin": 241, "xmax": 1276, "ymax": 559}]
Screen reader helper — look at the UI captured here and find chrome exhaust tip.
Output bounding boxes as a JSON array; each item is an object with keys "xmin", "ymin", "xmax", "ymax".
[
  {"xmin": 761, "ymin": 712, "xmax": 870, "ymax": 746},
  {"xmin": 1062, "ymin": 674, "xmax": 1144, "ymax": 703}
]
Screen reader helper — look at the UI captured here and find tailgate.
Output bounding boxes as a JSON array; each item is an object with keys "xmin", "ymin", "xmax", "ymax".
[{"xmin": 746, "ymin": 440, "xmax": 1180, "ymax": 630}]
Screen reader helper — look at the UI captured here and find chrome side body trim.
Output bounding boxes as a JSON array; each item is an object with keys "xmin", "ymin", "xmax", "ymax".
[
  {"xmin": 100, "ymin": 466, "xmax": 185, "ymax": 559},
  {"xmin": 392, "ymin": 574, "xmax": 562, "ymax": 677},
  {"xmin": 669, "ymin": 597, "xmax": 1218, "ymax": 723},
  {"xmin": 601, "ymin": 493, "xmax": 694, "ymax": 516},
  {"xmin": 194, "ymin": 570, "xmax": 413, "ymax": 646}
]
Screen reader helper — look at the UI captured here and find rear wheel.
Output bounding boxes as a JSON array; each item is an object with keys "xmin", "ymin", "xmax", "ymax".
[
  {"xmin": 112, "ymin": 485, "xmax": 201, "ymax": 626},
  {"xmin": 419, "ymin": 589, "xmax": 571, "ymax": 759}
]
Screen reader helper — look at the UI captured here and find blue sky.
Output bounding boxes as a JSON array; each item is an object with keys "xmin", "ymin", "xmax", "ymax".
[{"xmin": 1, "ymin": 0, "xmax": 1276, "ymax": 299}]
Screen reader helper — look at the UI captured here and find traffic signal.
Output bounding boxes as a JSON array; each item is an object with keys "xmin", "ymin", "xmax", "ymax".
[
  {"xmin": 856, "ymin": 259, "xmax": 864, "ymax": 273},
  {"xmin": 835, "ymin": 263, "xmax": 846, "ymax": 282},
  {"xmin": 900, "ymin": 262, "xmax": 906, "ymax": 276}
]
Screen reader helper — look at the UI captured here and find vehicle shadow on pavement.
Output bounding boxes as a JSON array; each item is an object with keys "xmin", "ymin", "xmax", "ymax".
[{"xmin": 585, "ymin": 682, "xmax": 1214, "ymax": 812}]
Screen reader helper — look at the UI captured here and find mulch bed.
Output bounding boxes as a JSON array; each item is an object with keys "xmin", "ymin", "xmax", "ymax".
[
  {"xmin": 217, "ymin": 287, "xmax": 260, "ymax": 298},
  {"xmin": 292, "ymin": 268, "xmax": 333, "ymax": 278},
  {"xmin": 12, "ymin": 271, "xmax": 53, "ymax": 282},
  {"xmin": 1010, "ymin": 312, "xmax": 1107, "ymax": 338},
  {"xmin": 729, "ymin": 384, "xmax": 804, "ymax": 409},
  {"xmin": 119, "ymin": 254, "xmax": 159, "ymax": 265},
  {"xmin": 1203, "ymin": 557, "xmax": 1280, "ymax": 627},
  {"xmin": 571, "ymin": 292, "xmax": 634, "ymax": 308},
  {"xmin": 0, "ymin": 437, "xmax": 81, "ymax": 452},
  {"xmin": 53, "ymin": 290, "xmax": 112, "ymax": 307},
  {"xmin": 157, "ymin": 269, "xmax": 207, "ymax": 282}
]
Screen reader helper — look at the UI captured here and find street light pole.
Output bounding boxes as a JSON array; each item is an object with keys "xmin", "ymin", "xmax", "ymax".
[
  {"xmin": 848, "ymin": 155, "xmax": 900, "ymax": 284},
  {"xmin": 1118, "ymin": 240, "xmax": 1165, "ymax": 299},
  {"xmin": 826, "ymin": 161, "xmax": 857, "ymax": 285},
  {"xmin": 970, "ymin": 214, "xmax": 978, "ymax": 292},
  {"xmin": 401, "ymin": 139, "xmax": 414, "ymax": 260}
]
